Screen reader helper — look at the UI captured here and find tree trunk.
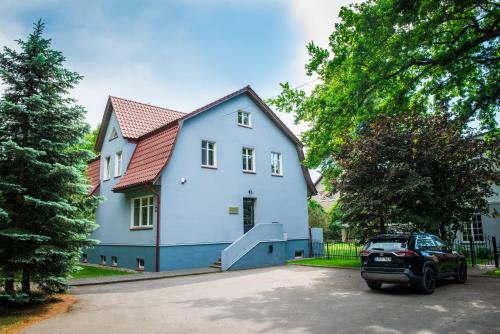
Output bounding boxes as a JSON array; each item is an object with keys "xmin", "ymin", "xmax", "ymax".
[
  {"xmin": 4, "ymin": 278, "xmax": 15, "ymax": 293},
  {"xmin": 21, "ymin": 272, "xmax": 30, "ymax": 294}
]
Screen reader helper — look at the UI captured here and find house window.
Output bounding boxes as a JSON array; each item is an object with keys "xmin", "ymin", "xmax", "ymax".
[
  {"xmin": 137, "ymin": 258, "xmax": 145, "ymax": 271},
  {"xmin": 82, "ymin": 253, "xmax": 88, "ymax": 263},
  {"xmin": 237, "ymin": 111, "xmax": 251, "ymax": 127},
  {"xmin": 242, "ymin": 147, "xmax": 255, "ymax": 172},
  {"xmin": 109, "ymin": 128, "xmax": 118, "ymax": 141},
  {"xmin": 104, "ymin": 156, "xmax": 111, "ymax": 180},
  {"xmin": 462, "ymin": 214, "xmax": 484, "ymax": 242},
  {"xmin": 131, "ymin": 196, "xmax": 154, "ymax": 228},
  {"xmin": 294, "ymin": 250, "xmax": 304, "ymax": 259},
  {"xmin": 271, "ymin": 152, "xmax": 282, "ymax": 176},
  {"xmin": 201, "ymin": 140, "xmax": 216, "ymax": 168},
  {"xmin": 100, "ymin": 255, "xmax": 106, "ymax": 265},
  {"xmin": 111, "ymin": 256, "xmax": 118, "ymax": 267},
  {"xmin": 115, "ymin": 151, "xmax": 122, "ymax": 177}
]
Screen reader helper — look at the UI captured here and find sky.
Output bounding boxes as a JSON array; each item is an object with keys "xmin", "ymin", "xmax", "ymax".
[{"xmin": 0, "ymin": 0, "xmax": 360, "ymax": 136}]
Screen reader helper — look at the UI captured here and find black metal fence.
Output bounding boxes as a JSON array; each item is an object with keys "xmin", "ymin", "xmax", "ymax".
[
  {"xmin": 452, "ymin": 234, "xmax": 499, "ymax": 267},
  {"xmin": 309, "ymin": 240, "xmax": 362, "ymax": 260},
  {"xmin": 309, "ymin": 236, "xmax": 500, "ymax": 268}
]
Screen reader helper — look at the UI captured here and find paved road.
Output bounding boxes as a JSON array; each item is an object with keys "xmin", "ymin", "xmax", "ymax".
[{"xmin": 24, "ymin": 266, "xmax": 500, "ymax": 334}]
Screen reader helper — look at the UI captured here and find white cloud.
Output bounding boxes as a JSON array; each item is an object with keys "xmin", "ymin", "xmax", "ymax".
[{"xmin": 286, "ymin": 0, "xmax": 363, "ymax": 86}]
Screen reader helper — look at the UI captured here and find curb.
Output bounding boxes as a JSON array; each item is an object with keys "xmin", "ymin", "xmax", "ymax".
[{"xmin": 69, "ymin": 269, "xmax": 221, "ymax": 287}]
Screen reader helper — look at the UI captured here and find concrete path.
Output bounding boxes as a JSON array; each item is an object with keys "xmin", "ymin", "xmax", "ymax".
[
  {"xmin": 69, "ymin": 267, "xmax": 220, "ymax": 286},
  {"xmin": 26, "ymin": 266, "xmax": 500, "ymax": 334}
]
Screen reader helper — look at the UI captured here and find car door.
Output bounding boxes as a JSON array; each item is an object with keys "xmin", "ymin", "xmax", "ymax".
[
  {"xmin": 415, "ymin": 236, "xmax": 447, "ymax": 273},
  {"xmin": 432, "ymin": 236, "xmax": 457, "ymax": 273}
]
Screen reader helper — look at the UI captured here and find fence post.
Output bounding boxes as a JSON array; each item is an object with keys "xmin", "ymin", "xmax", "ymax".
[
  {"xmin": 493, "ymin": 236, "xmax": 499, "ymax": 268},
  {"xmin": 469, "ymin": 238, "xmax": 475, "ymax": 267}
]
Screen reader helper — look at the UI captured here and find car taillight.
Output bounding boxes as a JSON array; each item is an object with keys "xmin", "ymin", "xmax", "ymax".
[
  {"xmin": 360, "ymin": 250, "xmax": 371, "ymax": 256},
  {"xmin": 393, "ymin": 250, "xmax": 416, "ymax": 257}
]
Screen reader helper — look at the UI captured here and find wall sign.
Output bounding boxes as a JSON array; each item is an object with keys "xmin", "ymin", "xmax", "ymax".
[{"xmin": 228, "ymin": 206, "xmax": 239, "ymax": 214}]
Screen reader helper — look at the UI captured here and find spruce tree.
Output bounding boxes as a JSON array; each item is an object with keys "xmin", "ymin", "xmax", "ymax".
[{"xmin": 0, "ymin": 20, "xmax": 99, "ymax": 303}]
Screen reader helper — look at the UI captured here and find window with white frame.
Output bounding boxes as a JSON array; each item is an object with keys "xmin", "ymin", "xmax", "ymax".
[
  {"xmin": 104, "ymin": 156, "xmax": 111, "ymax": 180},
  {"xmin": 109, "ymin": 128, "xmax": 118, "ymax": 141},
  {"xmin": 100, "ymin": 255, "xmax": 106, "ymax": 265},
  {"xmin": 237, "ymin": 111, "xmax": 251, "ymax": 127},
  {"xmin": 111, "ymin": 256, "xmax": 118, "ymax": 267},
  {"xmin": 115, "ymin": 151, "xmax": 122, "ymax": 177},
  {"xmin": 271, "ymin": 152, "xmax": 282, "ymax": 176},
  {"xmin": 242, "ymin": 147, "xmax": 255, "ymax": 172},
  {"xmin": 201, "ymin": 140, "xmax": 216, "ymax": 167},
  {"xmin": 462, "ymin": 214, "xmax": 484, "ymax": 242},
  {"xmin": 137, "ymin": 258, "xmax": 145, "ymax": 270},
  {"xmin": 131, "ymin": 196, "xmax": 154, "ymax": 228}
]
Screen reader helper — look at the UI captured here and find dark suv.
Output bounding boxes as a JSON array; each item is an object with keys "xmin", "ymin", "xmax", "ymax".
[{"xmin": 360, "ymin": 233, "xmax": 467, "ymax": 294}]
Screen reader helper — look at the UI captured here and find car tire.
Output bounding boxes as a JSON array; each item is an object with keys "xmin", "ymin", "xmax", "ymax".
[
  {"xmin": 367, "ymin": 281, "xmax": 382, "ymax": 290},
  {"xmin": 454, "ymin": 262, "xmax": 467, "ymax": 284},
  {"xmin": 419, "ymin": 267, "xmax": 436, "ymax": 294}
]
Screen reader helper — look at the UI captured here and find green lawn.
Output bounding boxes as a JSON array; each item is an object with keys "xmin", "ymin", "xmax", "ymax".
[
  {"xmin": 288, "ymin": 258, "xmax": 361, "ymax": 268},
  {"xmin": 484, "ymin": 268, "xmax": 500, "ymax": 276},
  {"xmin": 70, "ymin": 265, "xmax": 137, "ymax": 279}
]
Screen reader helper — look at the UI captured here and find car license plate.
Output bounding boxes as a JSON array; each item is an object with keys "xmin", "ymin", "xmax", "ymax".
[{"xmin": 374, "ymin": 257, "xmax": 391, "ymax": 262}]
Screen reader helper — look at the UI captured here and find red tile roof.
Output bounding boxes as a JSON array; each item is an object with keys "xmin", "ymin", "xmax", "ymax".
[
  {"xmin": 95, "ymin": 86, "xmax": 316, "ymax": 196},
  {"xmin": 87, "ymin": 157, "xmax": 100, "ymax": 195},
  {"xmin": 113, "ymin": 122, "xmax": 180, "ymax": 191},
  {"xmin": 109, "ymin": 96, "xmax": 185, "ymax": 139}
]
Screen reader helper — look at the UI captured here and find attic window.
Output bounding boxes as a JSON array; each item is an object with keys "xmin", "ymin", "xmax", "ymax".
[{"xmin": 109, "ymin": 128, "xmax": 118, "ymax": 141}]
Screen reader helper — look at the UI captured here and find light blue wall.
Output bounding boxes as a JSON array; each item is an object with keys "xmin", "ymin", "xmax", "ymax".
[
  {"xmin": 285, "ymin": 239, "xmax": 310, "ymax": 259},
  {"xmin": 229, "ymin": 241, "xmax": 286, "ymax": 270},
  {"xmin": 83, "ymin": 245, "xmax": 156, "ymax": 272},
  {"xmin": 159, "ymin": 243, "xmax": 230, "ymax": 271},
  {"xmin": 159, "ymin": 93, "xmax": 309, "ymax": 246},
  {"xmin": 91, "ymin": 112, "xmax": 157, "ymax": 246}
]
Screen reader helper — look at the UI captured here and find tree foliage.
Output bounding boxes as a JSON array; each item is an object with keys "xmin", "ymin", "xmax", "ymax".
[
  {"xmin": 0, "ymin": 21, "xmax": 99, "ymax": 303},
  {"xmin": 271, "ymin": 0, "xmax": 499, "ymax": 172},
  {"xmin": 335, "ymin": 113, "xmax": 499, "ymax": 242},
  {"xmin": 308, "ymin": 199, "xmax": 327, "ymax": 228}
]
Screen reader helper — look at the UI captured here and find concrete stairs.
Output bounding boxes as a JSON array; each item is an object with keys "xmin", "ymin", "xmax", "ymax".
[{"xmin": 210, "ymin": 258, "xmax": 222, "ymax": 269}]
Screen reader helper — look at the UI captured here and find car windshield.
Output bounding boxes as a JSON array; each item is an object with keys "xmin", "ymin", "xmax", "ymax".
[{"xmin": 365, "ymin": 240, "xmax": 407, "ymax": 251}]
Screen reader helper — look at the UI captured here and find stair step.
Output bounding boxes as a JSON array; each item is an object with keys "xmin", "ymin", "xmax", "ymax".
[{"xmin": 210, "ymin": 264, "xmax": 221, "ymax": 269}]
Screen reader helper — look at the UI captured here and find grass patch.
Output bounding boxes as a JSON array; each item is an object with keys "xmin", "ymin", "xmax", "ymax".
[
  {"xmin": 70, "ymin": 265, "xmax": 136, "ymax": 279},
  {"xmin": 484, "ymin": 268, "xmax": 500, "ymax": 277},
  {"xmin": 288, "ymin": 258, "xmax": 361, "ymax": 268}
]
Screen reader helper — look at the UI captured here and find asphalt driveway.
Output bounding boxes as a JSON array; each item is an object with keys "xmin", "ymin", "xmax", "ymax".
[{"xmin": 24, "ymin": 266, "xmax": 500, "ymax": 334}]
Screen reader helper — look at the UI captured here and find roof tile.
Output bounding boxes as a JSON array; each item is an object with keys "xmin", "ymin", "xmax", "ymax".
[
  {"xmin": 87, "ymin": 158, "xmax": 100, "ymax": 195},
  {"xmin": 113, "ymin": 123, "xmax": 180, "ymax": 191},
  {"xmin": 110, "ymin": 96, "xmax": 184, "ymax": 139}
]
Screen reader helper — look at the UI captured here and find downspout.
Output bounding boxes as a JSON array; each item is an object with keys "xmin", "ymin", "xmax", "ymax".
[{"xmin": 147, "ymin": 184, "xmax": 161, "ymax": 272}]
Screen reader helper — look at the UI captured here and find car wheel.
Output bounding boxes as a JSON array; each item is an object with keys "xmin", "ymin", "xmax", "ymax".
[
  {"xmin": 419, "ymin": 267, "xmax": 436, "ymax": 294},
  {"xmin": 367, "ymin": 281, "xmax": 382, "ymax": 290},
  {"xmin": 454, "ymin": 262, "xmax": 467, "ymax": 284}
]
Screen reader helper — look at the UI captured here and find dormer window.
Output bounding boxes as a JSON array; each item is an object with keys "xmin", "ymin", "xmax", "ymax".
[
  {"xmin": 237, "ymin": 111, "xmax": 251, "ymax": 128},
  {"xmin": 109, "ymin": 128, "xmax": 118, "ymax": 141}
]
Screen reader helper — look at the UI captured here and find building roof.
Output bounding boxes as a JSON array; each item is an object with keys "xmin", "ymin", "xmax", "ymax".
[
  {"xmin": 87, "ymin": 157, "xmax": 100, "ymax": 195},
  {"xmin": 95, "ymin": 96, "xmax": 185, "ymax": 151},
  {"xmin": 113, "ymin": 123, "xmax": 180, "ymax": 191},
  {"xmin": 92, "ymin": 86, "xmax": 316, "ymax": 196}
]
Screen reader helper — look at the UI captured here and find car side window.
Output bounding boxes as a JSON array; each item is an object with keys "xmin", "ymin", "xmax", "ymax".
[
  {"xmin": 416, "ymin": 237, "xmax": 435, "ymax": 250},
  {"xmin": 431, "ymin": 236, "xmax": 449, "ymax": 251}
]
